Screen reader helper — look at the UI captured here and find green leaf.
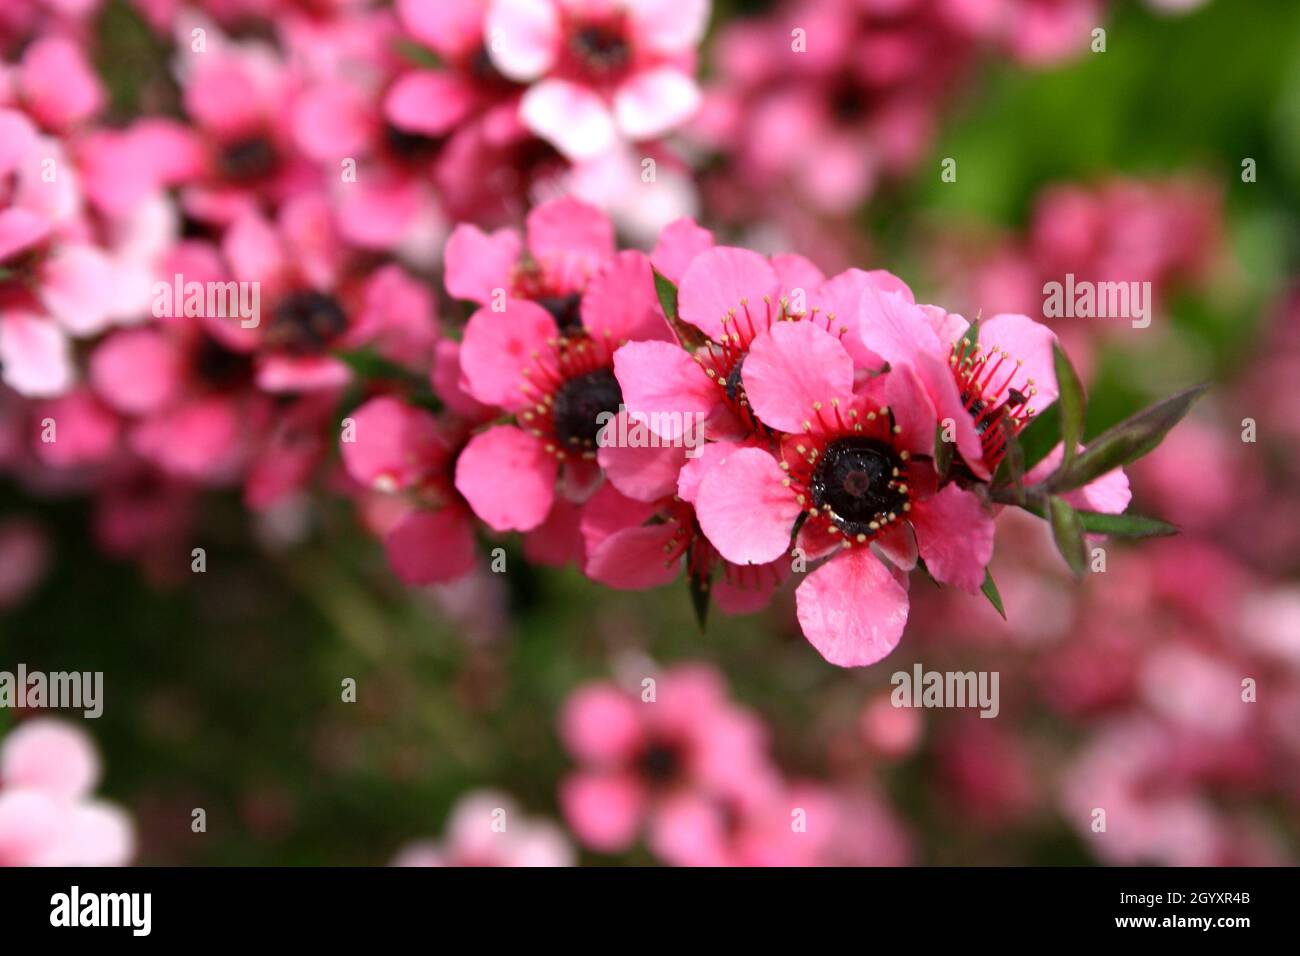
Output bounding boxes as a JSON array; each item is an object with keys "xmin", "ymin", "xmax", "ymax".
[
  {"xmin": 653, "ymin": 268, "xmax": 679, "ymax": 319},
  {"xmin": 1048, "ymin": 496, "xmax": 1087, "ymax": 577},
  {"xmin": 980, "ymin": 569, "xmax": 1006, "ymax": 620},
  {"xmin": 688, "ymin": 569, "xmax": 711, "ymax": 631},
  {"xmin": 1046, "ymin": 384, "xmax": 1208, "ymax": 494},
  {"xmin": 1017, "ymin": 401, "xmax": 1061, "ymax": 472},
  {"xmin": 653, "ymin": 269, "xmax": 710, "ymax": 352},
  {"xmin": 1053, "ymin": 343, "xmax": 1085, "ymax": 471},
  {"xmin": 1074, "ymin": 509, "xmax": 1179, "ymax": 539}
]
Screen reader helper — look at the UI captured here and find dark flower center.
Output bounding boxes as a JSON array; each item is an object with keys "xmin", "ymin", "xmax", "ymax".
[
  {"xmin": 831, "ymin": 81, "xmax": 869, "ymax": 123},
  {"xmin": 383, "ymin": 124, "xmax": 443, "ymax": 162},
  {"xmin": 569, "ymin": 24, "xmax": 630, "ymax": 78},
  {"xmin": 724, "ymin": 356, "xmax": 746, "ymax": 403},
  {"xmin": 193, "ymin": 336, "xmax": 254, "ymax": 389},
  {"xmin": 217, "ymin": 135, "xmax": 279, "ymax": 183},
  {"xmin": 812, "ymin": 437, "xmax": 909, "ymax": 535},
  {"xmin": 636, "ymin": 739, "xmax": 684, "ymax": 785},
  {"xmin": 268, "ymin": 291, "xmax": 348, "ymax": 355},
  {"xmin": 536, "ymin": 292, "xmax": 584, "ymax": 336},
  {"xmin": 552, "ymin": 367, "xmax": 623, "ymax": 450}
]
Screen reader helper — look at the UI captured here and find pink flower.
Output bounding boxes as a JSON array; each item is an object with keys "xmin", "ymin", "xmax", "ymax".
[
  {"xmin": 692, "ymin": 321, "xmax": 995, "ymax": 666},
  {"xmin": 339, "ymin": 395, "xmax": 478, "ymax": 586},
  {"xmin": 392, "ymin": 790, "xmax": 573, "ymax": 867},
  {"xmin": 449, "ymin": 198, "xmax": 667, "ymax": 533},
  {"xmin": 0, "ymin": 719, "xmax": 134, "ymax": 866},
  {"xmin": 558, "ymin": 664, "xmax": 777, "ymax": 858},
  {"xmin": 579, "ymin": 468, "xmax": 789, "ymax": 613},
  {"xmin": 859, "ymin": 286, "xmax": 1059, "ymax": 480},
  {"xmin": 485, "ymin": 0, "xmax": 709, "ymax": 160},
  {"xmin": 615, "ymin": 219, "xmax": 902, "ymax": 442}
]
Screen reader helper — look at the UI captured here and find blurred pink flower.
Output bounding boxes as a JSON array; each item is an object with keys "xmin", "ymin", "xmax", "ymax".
[
  {"xmin": 486, "ymin": 0, "xmax": 709, "ymax": 160},
  {"xmin": 393, "ymin": 790, "xmax": 573, "ymax": 867},
  {"xmin": 0, "ymin": 719, "xmax": 134, "ymax": 866},
  {"xmin": 558, "ymin": 664, "xmax": 778, "ymax": 860}
]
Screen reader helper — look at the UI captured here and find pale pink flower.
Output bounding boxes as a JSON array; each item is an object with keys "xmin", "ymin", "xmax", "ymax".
[
  {"xmin": 486, "ymin": 0, "xmax": 709, "ymax": 160},
  {"xmin": 392, "ymin": 790, "xmax": 573, "ymax": 867},
  {"xmin": 0, "ymin": 719, "xmax": 134, "ymax": 866}
]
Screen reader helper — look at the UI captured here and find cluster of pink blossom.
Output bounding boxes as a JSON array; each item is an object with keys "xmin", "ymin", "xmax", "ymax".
[
  {"xmin": 690, "ymin": 0, "xmax": 1107, "ymax": 223},
  {"xmin": 340, "ymin": 194, "xmax": 1164, "ymax": 667},
  {"xmin": 0, "ymin": 0, "xmax": 716, "ymax": 574},
  {"xmin": 556, "ymin": 662, "xmax": 910, "ymax": 865},
  {"xmin": 937, "ymin": 175, "xmax": 1224, "ymax": 372}
]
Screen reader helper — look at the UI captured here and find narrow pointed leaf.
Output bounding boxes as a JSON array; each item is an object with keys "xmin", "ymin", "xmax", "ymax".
[
  {"xmin": 1046, "ymin": 384, "xmax": 1208, "ymax": 494},
  {"xmin": 980, "ymin": 569, "xmax": 1006, "ymax": 620},
  {"xmin": 1048, "ymin": 496, "xmax": 1087, "ymax": 577},
  {"xmin": 653, "ymin": 269, "xmax": 710, "ymax": 352},
  {"xmin": 1053, "ymin": 342, "xmax": 1085, "ymax": 471},
  {"xmin": 1075, "ymin": 509, "xmax": 1179, "ymax": 539}
]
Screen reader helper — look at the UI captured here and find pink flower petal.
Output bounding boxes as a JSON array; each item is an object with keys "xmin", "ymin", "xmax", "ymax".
[
  {"xmin": 486, "ymin": 0, "xmax": 560, "ymax": 81},
  {"xmin": 613, "ymin": 67, "xmax": 701, "ymax": 140},
  {"xmin": 384, "ymin": 70, "xmax": 478, "ymax": 137},
  {"xmin": 560, "ymin": 683, "xmax": 645, "ymax": 765},
  {"xmin": 398, "ymin": 0, "xmax": 487, "ymax": 59},
  {"xmin": 0, "ymin": 312, "xmax": 73, "ymax": 397},
  {"xmin": 444, "ymin": 224, "xmax": 521, "ymax": 305},
  {"xmin": 19, "ymin": 37, "xmax": 104, "ymax": 129},
  {"xmin": 795, "ymin": 548, "xmax": 909, "ymax": 666},
  {"xmin": 650, "ymin": 217, "xmax": 714, "ymax": 284},
  {"xmin": 696, "ymin": 446, "xmax": 801, "ymax": 565},
  {"xmin": 586, "ymin": 523, "xmax": 682, "ymax": 589},
  {"xmin": 613, "ymin": 340, "xmax": 718, "ymax": 440},
  {"xmin": 977, "ymin": 312, "xmax": 1060, "ymax": 407},
  {"xmin": 678, "ymin": 246, "xmax": 778, "ymax": 340},
  {"xmin": 520, "ymin": 79, "xmax": 615, "ymax": 161},
  {"xmin": 596, "ymin": 411, "xmax": 687, "ymax": 501},
  {"xmin": 39, "ymin": 244, "xmax": 116, "ymax": 336},
  {"xmin": 454, "ymin": 425, "xmax": 556, "ymax": 532},
  {"xmin": 292, "ymin": 81, "xmax": 374, "ymax": 161},
  {"xmin": 458, "ymin": 299, "xmax": 557, "ymax": 409},
  {"xmin": 910, "ymin": 483, "xmax": 994, "ymax": 593},
  {"xmin": 384, "ymin": 508, "xmax": 478, "ymax": 584},
  {"xmin": 559, "ymin": 771, "xmax": 645, "ymax": 852},
  {"xmin": 743, "ymin": 321, "xmax": 855, "ymax": 434},
  {"xmin": 580, "ymin": 250, "xmax": 666, "ymax": 342},
  {"xmin": 628, "ymin": 0, "xmax": 711, "ymax": 53},
  {"xmin": 0, "ymin": 719, "xmax": 99, "ymax": 799},
  {"xmin": 526, "ymin": 196, "xmax": 614, "ymax": 278},
  {"xmin": 340, "ymin": 396, "xmax": 445, "ymax": 491},
  {"xmin": 91, "ymin": 328, "xmax": 182, "ymax": 418}
]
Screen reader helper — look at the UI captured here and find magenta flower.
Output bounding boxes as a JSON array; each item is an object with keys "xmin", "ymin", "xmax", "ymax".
[
  {"xmin": 449, "ymin": 198, "xmax": 668, "ymax": 533},
  {"xmin": 485, "ymin": 0, "xmax": 710, "ymax": 160},
  {"xmin": 558, "ymin": 665, "xmax": 778, "ymax": 859},
  {"xmin": 339, "ymin": 395, "xmax": 479, "ymax": 586},
  {"xmin": 615, "ymin": 217, "xmax": 903, "ymax": 443},
  {"xmin": 859, "ymin": 285, "xmax": 1059, "ymax": 480},
  {"xmin": 693, "ymin": 320, "xmax": 995, "ymax": 666}
]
